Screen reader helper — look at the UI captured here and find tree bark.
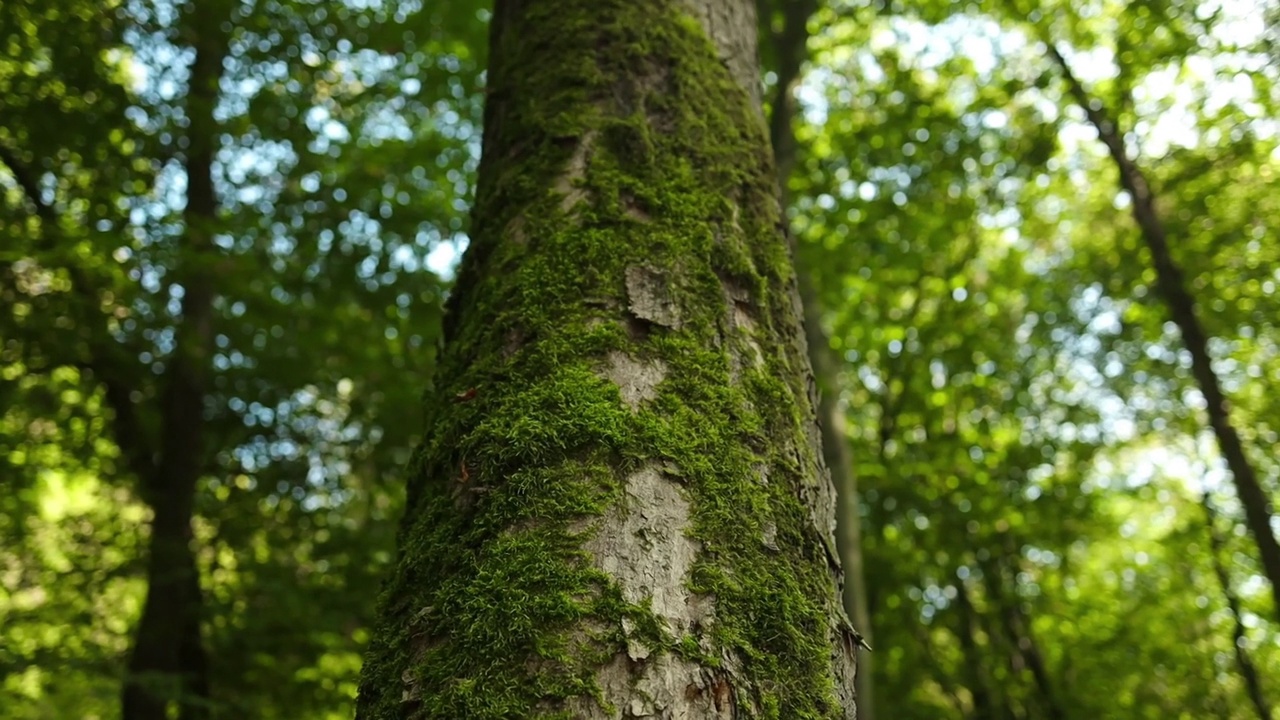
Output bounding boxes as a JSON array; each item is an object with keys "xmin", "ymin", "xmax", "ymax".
[
  {"xmin": 355, "ymin": 1, "xmax": 856, "ymax": 717},
  {"xmin": 1046, "ymin": 44, "xmax": 1280, "ymax": 622},
  {"xmin": 761, "ymin": 2, "xmax": 876, "ymax": 718},
  {"xmin": 1202, "ymin": 494, "xmax": 1273, "ymax": 720},
  {"xmin": 121, "ymin": 5, "xmax": 221, "ymax": 718}
]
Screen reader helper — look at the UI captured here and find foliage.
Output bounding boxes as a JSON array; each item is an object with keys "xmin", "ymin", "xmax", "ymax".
[
  {"xmin": 2, "ymin": 0, "xmax": 484, "ymax": 716},
  {"xmin": 788, "ymin": 0, "xmax": 1280, "ymax": 716},
  {"xmin": 1, "ymin": 0, "xmax": 1277, "ymax": 716}
]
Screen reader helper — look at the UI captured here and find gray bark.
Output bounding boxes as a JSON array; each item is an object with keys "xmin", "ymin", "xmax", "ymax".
[
  {"xmin": 762, "ymin": 1, "xmax": 876, "ymax": 716},
  {"xmin": 354, "ymin": 1, "xmax": 857, "ymax": 717}
]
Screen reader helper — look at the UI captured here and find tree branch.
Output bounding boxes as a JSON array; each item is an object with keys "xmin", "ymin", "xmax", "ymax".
[
  {"xmin": 1045, "ymin": 39, "xmax": 1280, "ymax": 621},
  {"xmin": 1203, "ymin": 493, "xmax": 1274, "ymax": 720},
  {"xmin": 0, "ymin": 139, "xmax": 158, "ymax": 485},
  {"xmin": 0, "ymin": 142, "xmax": 56, "ymax": 224}
]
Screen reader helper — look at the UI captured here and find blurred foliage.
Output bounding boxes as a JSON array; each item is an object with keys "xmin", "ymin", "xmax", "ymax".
[
  {"xmin": 1, "ymin": 0, "xmax": 1277, "ymax": 718},
  {"xmin": 2, "ymin": 0, "xmax": 484, "ymax": 716},
  {"xmin": 790, "ymin": 0, "xmax": 1280, "ymax": 716}
]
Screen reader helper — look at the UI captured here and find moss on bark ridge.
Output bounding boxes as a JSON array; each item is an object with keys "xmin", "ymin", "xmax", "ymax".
[{"xmin": 355, "ymin": 1, "xmax": 855, "ymax": 718}]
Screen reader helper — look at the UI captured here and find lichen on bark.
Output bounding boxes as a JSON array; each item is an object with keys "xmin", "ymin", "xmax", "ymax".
[{"xmin": 354, "ymin": 1, "xmax": 856, "ymax": 718}]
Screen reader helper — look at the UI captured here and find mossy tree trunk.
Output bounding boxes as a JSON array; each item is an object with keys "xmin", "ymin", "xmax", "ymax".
[
  {"xmin": 762, "ymin": 1, "xmax": 876, "ymax": 717},
  {"xmin": 354, "ymin": 1, "xmax": 858, "ymax": 717}
]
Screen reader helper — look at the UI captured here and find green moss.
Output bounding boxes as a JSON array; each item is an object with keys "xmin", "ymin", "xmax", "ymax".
[{"xmin": 355, "ymin": 1, "xmax": 847, "ymax": 718}]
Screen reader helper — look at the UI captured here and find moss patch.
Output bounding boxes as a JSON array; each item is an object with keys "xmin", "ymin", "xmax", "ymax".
[{"xmin": 355, "ymin": 1, "xmax": 847, "ymax": 718}]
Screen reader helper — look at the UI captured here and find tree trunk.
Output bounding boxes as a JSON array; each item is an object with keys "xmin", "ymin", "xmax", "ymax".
[
  {"xmin": 953, "ymin": 578, "xmax": 1013, "ymax": 720},
  {"xmin": 1202, "ymin": 494, "xmax": 1273, "ymax": 720},
  {"xmin": 355, "ymin": 1, "xmax": 857, "ymax": 717},
  {"xmin": 983, "ymin": 565, "xmax": 1064, "ymax": 720},
  {"xmin": 762, "ymin": 0, "xmax": 876, "ymax": 715},
  {"xmin": 122, "ymin": 5, "xmax": 220, "ymax": 718},
  {"xmin": 1046, "ymin": 43, "xmax": 1280, "ymax": 621}
]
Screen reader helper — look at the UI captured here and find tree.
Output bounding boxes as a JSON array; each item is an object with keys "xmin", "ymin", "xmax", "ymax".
[
  {"xmin": 788, "ymin": 0, "xmax": 1280, "ymax": 713},
  {"xmin": 9, "ymin": 0, "xmax": 1280, "ymax": 716},
  {"xmin": 1043, "ymin": 41, "xmax": 1280, "ymax": 621},
  {"xmin": 1, "ymin": 0, "xmax": 481, "ymax": 716},
  {"xmin": 354, "ymin": 0, "xmax": 858, "ymax": 717},
  {"xmin": 759, "ymin": 1, "xmax": 877, "ymax": 717}
]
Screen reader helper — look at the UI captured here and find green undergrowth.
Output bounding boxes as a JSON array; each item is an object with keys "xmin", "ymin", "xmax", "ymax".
[{"xmin": 355, "ymin": 1, "xmax": 846, "ymax": 718}]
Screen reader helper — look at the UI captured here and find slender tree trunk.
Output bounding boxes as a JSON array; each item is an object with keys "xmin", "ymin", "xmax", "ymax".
[
  {"xmin": 0, "ymin": 6, "xmax": 218, "ymax": 717},
  {"xmin": 813, "ymin": 309, "xmax": 876, "ymax": 711},
  {"xmin": 953, "ymin": 579, "xmax": 998, "ymax": 720},
  {"xmin": 1203, "ymin": 494, "xmax": 1273, "ymax": 720},
  {"xmin": 984, "ymin": 558, "xmax": 1065, "ymax": 720},
  {"xmin": 122, "ymin": 5, "xmax": 221, "ymax": 718},
  {"xmin": 1046, "ymin": 44, "xmax": 1280, "ymax": 620},
  {"xmin": 355, "ymin": 1, "xmax": 856, "ymax": 717},
  {"xmin": 763, "ymin": 2, "xmax": 877, "ymax": 717}
]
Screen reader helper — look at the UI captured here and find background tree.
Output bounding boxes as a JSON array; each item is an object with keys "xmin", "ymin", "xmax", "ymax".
[
  {"xmin": 759, "ymin": 0, "xmax": 877, "ymax": 715},
  {"xmin": 789, "ymin": 0, "xmax": 1279, "ymax": 716},
  {"xmin": 2, "ymin": 0, "xmax": 482, "ymax": 716}
]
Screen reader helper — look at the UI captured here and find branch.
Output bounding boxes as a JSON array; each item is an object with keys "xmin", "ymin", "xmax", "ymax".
[
  {"xmin": 1043, "ymin": 43, "xmax": 1158, "ymax": 208},
  {"xmin": 1202, "ymin": 493, "xmax": 1274, "ymax": 720},
  {"xmin": 0, "ymin": 143, "xmax": 56, "ymax": 223},
  {"xmin": 0, "ymin": 140, "xmax": 158, "ymax": 485},
  {"xmin": 1045, "ymin": 38, "xmax": 1280, "ymax": 620}
]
